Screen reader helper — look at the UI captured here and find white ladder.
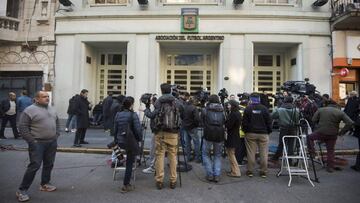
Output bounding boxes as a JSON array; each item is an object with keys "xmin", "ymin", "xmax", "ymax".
[{"xmin": 277, "ymin": 135, "xmax": 315, "ymax": 187}]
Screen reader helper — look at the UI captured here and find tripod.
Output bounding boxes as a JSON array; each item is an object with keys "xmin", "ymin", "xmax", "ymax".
[
  {"xmin": 139, "ymin": 114, "xmax": 150, "ymax": 166},
  {"xmin": 177, "ymin": 129, "xmax": 192, "ymax": 187}
]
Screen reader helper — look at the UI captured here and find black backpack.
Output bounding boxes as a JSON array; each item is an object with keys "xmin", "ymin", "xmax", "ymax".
[
  {"xmin": 155, "ymin": 101, "xmax": 180, "ymax": 133},
  {"xmin": 203, "ymin": 108, "xmax": 225, "ymax": 142}
]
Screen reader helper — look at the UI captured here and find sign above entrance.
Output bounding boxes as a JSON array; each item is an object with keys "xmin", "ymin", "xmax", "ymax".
[
  {"xmin": 181, "ymin": 8, "xmax": 199, "ymax": 34},
  {"xmin": 156, "ymin": 35, "xmax": 224, "ymax": 41}
]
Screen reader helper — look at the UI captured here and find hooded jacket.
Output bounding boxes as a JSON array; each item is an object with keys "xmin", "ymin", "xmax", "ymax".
[{"xmin": 272, "ymin": 103, "xmax": 299, "ymax": 128}]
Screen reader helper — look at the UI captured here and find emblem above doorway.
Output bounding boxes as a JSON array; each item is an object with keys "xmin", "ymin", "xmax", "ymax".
[{"xmin": 181, "ymin": 8, "xmax": 199, "ymax": 34}]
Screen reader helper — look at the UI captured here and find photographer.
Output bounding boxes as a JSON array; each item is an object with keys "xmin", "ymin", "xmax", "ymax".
[
  {"xmin": 202, "ymin": 95, "xmax": 225, "ymax": 183},
  {"xmin": 144, "ymin": 83, "xmax": 183, "ymax": 190},
  {"xmin": 180, "ymin": 95, "xmax": 201, "ymax": 163},
  {"xmin": 113, "ymin": 96, "xmax": 142, "ymax": 193},
  {"xmin": 308, "ymin": 100, "xmax": 353, "ymax": 173},
  {"xmin": 142, "ymin": 95, "xmax": 157, "ymax": 174},
  {"xmin": 270, "ymin": 96, "xmax": 299, "ymax": 164},
  {"xmin": 242, "ymin": 94, "xmax": 272, "ymax": 178}
]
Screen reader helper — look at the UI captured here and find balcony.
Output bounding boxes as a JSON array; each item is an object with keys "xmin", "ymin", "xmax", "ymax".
[
  {"xmin": 331, "ymin": 0, "xmax": 360, "ymax": 30},
  {"xmin": 0, "ymin": 16, "xmax": 20, "ymax": 41},
  {"xmin": 159, "ymin": 0, "xmax": 224, "ymax": 5}
]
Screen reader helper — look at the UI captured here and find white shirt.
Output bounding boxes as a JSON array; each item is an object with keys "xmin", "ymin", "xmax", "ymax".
[{"xmin": 6, "ymin": 101, "xmax": 16, "ymax": 115}]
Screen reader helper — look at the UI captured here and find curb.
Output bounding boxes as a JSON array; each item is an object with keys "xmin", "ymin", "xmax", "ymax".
[{"xmin": 9, "ymin": 147, "xmax": 359, "ymax": 156}]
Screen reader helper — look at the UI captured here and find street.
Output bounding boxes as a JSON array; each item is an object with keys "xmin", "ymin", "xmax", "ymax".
[{"xmin": 0, "ymin": 150, "xmax": 360, "ymax": 203}]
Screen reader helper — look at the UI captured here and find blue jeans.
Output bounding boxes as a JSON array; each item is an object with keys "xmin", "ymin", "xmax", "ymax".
[
  {"xmin": 202, "ymin": 140, "xmax": 223, "ymax": 177},
  {"xmin": 65, "ymin": 114, "xmax": 77, "ymax": 129},
  {"xmin": 184, "ymin": 128, "xmax": 200, "ymax": 161},
  {"xmin": 19, "ymin": 140, "xmax": 57, "ymax": 190}
]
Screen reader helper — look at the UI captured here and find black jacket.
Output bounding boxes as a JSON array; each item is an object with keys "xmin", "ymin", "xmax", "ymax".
[
  {"xmin": 225, "ymin": 110, "xmax": 241, "ymax": 148},
  {"xmin": 75, "ymin": 96, "xmax": 91, "ymax": 128},
  {"xmin": 67, "ymin": 95, "xmax": 79, "ymax": 115},
  {"xmin": 0, "ymin": 99, "xmax": 14, "ymax": 116},
  {"xmin": 180, "ymin": 101, "xmax": 200, "ymax": 131},
  {"xmin": 102, "ymin": 95, "xmax": 113, "ymax": 129},
  {"xmin": 344, "ymin": 96, "xmax": 359, "ymax": 121},
  {"xmin": 242, "ymin": 103, "xmax": 272, "ymax": 134}
]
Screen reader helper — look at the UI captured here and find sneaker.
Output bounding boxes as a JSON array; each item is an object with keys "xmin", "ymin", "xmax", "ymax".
[
  {"xmin": 0, "ymin": 136, "xmax": 7, "ymax": 139},
  {"xmin": 120, "ymin": 184, "xmax": 134, "ymax": 193},
  {"xmin": 326, "ymin": 167, "xmax": 334, "ymax": 173},
  {"xmin": 16, "ymin": 190, "xmax": 30, "ymax": 202},
  {"xmin": 65, "ymin": 128, "xmax": 69, "ymax": 133},
  {"xmin": 213, "ymin": 176, "xmax": 220, "ymax": 183},
  {"xmin": 142, "ymin": 166, "xmax": 155, "ymax": 174},
  {"xmin": 170, "ymin": 182, "xmax": 176, "ymax": 189},
  {"xmin": 71, "ymin": 129, "xmax": 76, "ymax": 133},
  {"xmin": 246, "ymin": 171, "xmax": 253, "ymax": 177},
  {"xmin": 260, "ymin": 172, "xmax": 267, "ymax": 178},
  {"xmin": 156, "ymin": 182, "xmax": 163, "ymax": 190},
  {"xmin": 80, "ymin": 141, "xmax": 89, "ymax": 144},
  {"xmin": 73, "ymin": 144, "xmax": 82, "ymax": 147},
  {"xmin": 39, "ymin": 184, "xmax": 56, "ymax": 192},
  {"xmin": 226, "ymin": 172, "xmax": 241, "ymax": 178},
  {"xmin": 350, "ymin": 165, "xmax": 360, "ymax": 172},
  {"xmin": 205, "ymin": 175, "xmax": 213, "ymax": 182}
]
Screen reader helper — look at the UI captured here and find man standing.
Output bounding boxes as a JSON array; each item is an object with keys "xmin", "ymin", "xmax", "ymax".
[
  {"xmin": 17, "ymin": 90, "xmax": 33, "ymax": 118},
  {"xmin": 202, "ymin": 95, "xmax": 225, "ymax": 182},
  {"xmin": 0, "ymin": 92, "xmax": 19, "ymax": 139},
  {"xmin": 73, "ymin": 89, "xmax": 92, "ymax": 147},
  {"xmin": 242, "ymin": 94, "xmax": 272, "ymax": 178},
  {"xmin": 16, "ymin": 91, "xmax": 60, "ymax": 202},
  {"xmin": 102, "ymin": 92, "xmax": 114, "ymax": 131},
  {"xmin": 181, "ymin": 95, "xmax": 201, "ymax": 163},
  {"xmin": 308, "ymin": 100, "xmax": 353, "ymax": 173},
  {"xmin": 270, "ymin": 96, "xmax": 299, "ymax": 164},
  {"xmin": 344, "ymin": 91, "xmax": 359, "ymax": 123},
  {"xmin": 144, "ymin": 83, "xmax": 183, "ymax": 190}
]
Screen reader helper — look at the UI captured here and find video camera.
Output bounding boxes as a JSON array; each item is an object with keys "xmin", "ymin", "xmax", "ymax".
[
  {"xmin": 171, "ymin": 84, "xmax": 185, "ymax": 98},
  {"xmin": 281, "ymin": 78, "xmax": 316, "ymax": 96},
  {"xmin": 218, "ymin": 88, "xmax": 228, "ymax": 101},
  {"xmin": 237, "ymin": 92, "xmax": 250, "ymax": 106},
  {"xmin": 195, "ymin": 88, "xmax": 210, "ymax": 105},
  {"xmin": 140, "ymin": 93, "xmax": 153, "ymax": 105}
]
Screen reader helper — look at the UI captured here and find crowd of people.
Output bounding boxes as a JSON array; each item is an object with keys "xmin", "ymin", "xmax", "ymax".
[{"xmin": 0, "ymin": 86, "xmax": 359, "ymax": 202}]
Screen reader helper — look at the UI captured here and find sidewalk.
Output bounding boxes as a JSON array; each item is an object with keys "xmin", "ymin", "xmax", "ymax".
[
  {"xmin": 0, "ymin": 150, "xmax": 360, "ymax": 203},
  {"xmin": 0, "ymin": 127, "xmax": 358, "ymax": 154}
]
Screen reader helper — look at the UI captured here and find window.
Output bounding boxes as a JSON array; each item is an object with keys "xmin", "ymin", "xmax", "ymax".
[
  {"xmin": 160, "ymin": 0, "xmax": 223, "ymax": 5},
  {"xmin": 91, "ymin": 0, "xmax": 128, "ymax": 6},
  {"xmin": 6, "ymin": 0, "xmax": 20, "ymax": 18},
  {"xmin": 253, "ymin": 0, "xmax": 299, "ymax": 6}
]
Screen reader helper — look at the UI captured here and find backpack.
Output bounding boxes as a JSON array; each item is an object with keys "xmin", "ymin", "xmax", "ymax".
[
  {"xmin": 203, "ymin": 108, "xmax": 225, "ymax": 142},
  {"xmin": 68, "ymin": 96, "xmax": 77, "ymax": 114},
  {"xmin": 155, "ymin": 101, "xmax": 180, "ymax": 133}
]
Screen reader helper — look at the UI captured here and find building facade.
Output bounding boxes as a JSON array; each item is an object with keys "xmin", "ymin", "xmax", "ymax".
[
  {"xmin": 330, "ymin": 0, "xmax": 360, "ymax": 103},
  {"xmin": 0, "ymin": 0, "xmax": 58, "ymax": 99},
  {"xmin": 53, "ymin": 0, "xmax": 333, "ymax": 118}
]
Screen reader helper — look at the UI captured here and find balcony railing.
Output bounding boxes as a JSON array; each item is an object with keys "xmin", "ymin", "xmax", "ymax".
[
  {"xmin": 253, "ymin": 0, "xmax": 300, "ymax": 6},
  {"xmin": 160, "ymin": 0, "xmax": 224, "ymax": 5},
  {"xmin": 332, "ymin": 0, "xmax": 360, "ymax": 17},
  {"xmin": 0, "ymin": 16, "xmax": 20, "ymax": 31},
  {"xmin": 89, "ymin": 0, "xmax": 129, "ymax": 6}
]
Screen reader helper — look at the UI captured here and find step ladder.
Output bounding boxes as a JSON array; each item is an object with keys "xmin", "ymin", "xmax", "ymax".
[{"xmin": 277, "ymin": 135, "xmax": 315, "ymax": 187}]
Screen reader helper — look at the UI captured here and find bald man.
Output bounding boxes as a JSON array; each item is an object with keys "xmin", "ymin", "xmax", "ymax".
[
  {"xmin": 16, "ymin": 91, "xmax": 60, "ymax": 202},
  {"xmin": 0, "ymin": 92, "xmax": 19, "ymax": 139}
]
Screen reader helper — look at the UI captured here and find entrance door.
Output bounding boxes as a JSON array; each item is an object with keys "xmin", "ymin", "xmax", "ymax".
[
  {"xmin": 163, "ymin": 52, "xmax": 215, "ymax": 95},
  {"xmin": 253, "ymin": 54, "xmax": 284, "ymax": 94},
  {"xmin": 97, "ymin": 53, "xmax": 127, "ymax": 100}
]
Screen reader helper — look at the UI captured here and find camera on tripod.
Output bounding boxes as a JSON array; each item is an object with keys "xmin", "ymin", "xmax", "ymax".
[
  {"xmin": 195, "ymin": 88, "xmax": 210, "ymax": 106},
  {"xmin": 170, "ymin": 84, "xmax": 185, "ymax": 98},
  {"xmin": 140, "ymin": 93, "xmax": 153, "ymax": 106},
  {"xmin": 218, "ymin": 88, "xmax": 228, "ymax": 101},
  {"xmin": 281, "ymin": 78, "xmax": 317, "ymax": 96},
  {"xmin": 237, "ymin": 92, "xmax": 250, "ymax": 106}
]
